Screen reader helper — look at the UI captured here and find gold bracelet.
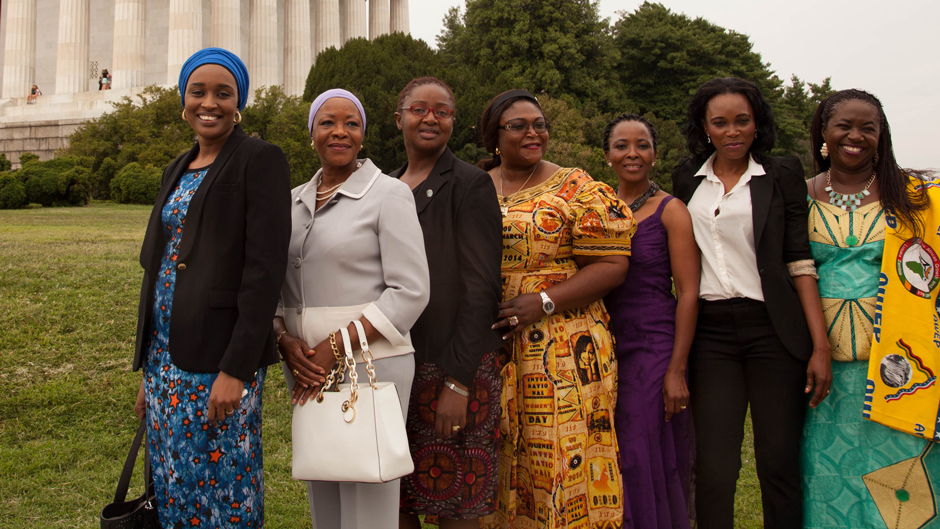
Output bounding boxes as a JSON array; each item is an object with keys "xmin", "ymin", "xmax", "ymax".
[
  {"xmin": 275, "ymin": 330, "xmax": 288, "ymax": 346},
  {"xmin": 329, "ymin": 332, "xmax": 343, "ymax": 362}
]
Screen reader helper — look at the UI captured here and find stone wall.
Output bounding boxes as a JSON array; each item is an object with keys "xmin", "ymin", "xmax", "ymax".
[{"xmin": 0, "ymin": 118, "xmax": 85, "ymax": 168}]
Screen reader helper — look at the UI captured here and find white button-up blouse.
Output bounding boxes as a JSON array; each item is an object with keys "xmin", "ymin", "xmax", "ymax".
[
  {"xmin": 687, "ymin": 153, "xmax": 766, "ymax": 302},
  {"xmin": 277, "ymin": 159, "xmax": 430, "ymax": 360}
]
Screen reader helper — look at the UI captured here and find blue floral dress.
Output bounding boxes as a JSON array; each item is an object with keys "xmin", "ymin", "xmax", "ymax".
[{"xmin": 144, "ymin": 167, "xmax": 267, "ymax": 528}]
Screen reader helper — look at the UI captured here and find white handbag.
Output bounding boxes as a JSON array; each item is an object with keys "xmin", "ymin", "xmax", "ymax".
[{"xmin": 291, "ymin": 320, "xmax": 414, "ymax": 483}]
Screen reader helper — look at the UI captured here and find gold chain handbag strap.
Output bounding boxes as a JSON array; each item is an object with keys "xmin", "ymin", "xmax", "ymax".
[
  {"xmin": 315, "ymin": 332, "xmax": 346, "ymax": 403},
  {"xmin": 339, "ymin": 327, "xmax": 358, "ymax": 422},
  {"xmin": 352, "ymin": 320, "xmax": 378, "ymax": 388}
]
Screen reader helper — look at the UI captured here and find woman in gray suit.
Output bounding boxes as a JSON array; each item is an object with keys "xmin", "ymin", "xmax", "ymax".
[{"xmin": 272, "ymin": 88, "xmax": 429, "ymax": 529}]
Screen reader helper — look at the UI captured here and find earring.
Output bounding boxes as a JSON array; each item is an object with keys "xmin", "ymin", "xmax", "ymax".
[
  {"xmin": 310, "ymin": 139, "xmax": 315, "ymax": 150},
  {"xmin": 754, "ymin": 131, "xmax": 758, "ymax": 138},
  {"xmin": 820, "ymin": 142, "xmax": 829, "ymax": 159},
  {"xmin": 873, "ymin": 152, "xmax": 879, "ymax": 164},
  {"xmin": 652, "ymin": 161, "xmax": 657, "ymax": 167},
  {"xmin": 495, "ymin": 147, "xmax": 500, "ymax": 156},
  {"xmin": 234, "ymin": 111, "xmax": 242, "ymax": 124},
  {"xmin": 706, "ymin": 136, "xmax": 711, "ymax": 144},
  {"xmin": 607, "ymin": 161, "xmax": 612, "ymax": 167},
  {"xmin": 182, "ymin": 109, "xmax": 187, "ymax": 121}
]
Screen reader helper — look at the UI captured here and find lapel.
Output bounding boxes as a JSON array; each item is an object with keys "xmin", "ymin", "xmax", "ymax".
[
  {"xmin": 139, "ymin": 145, "xmax": 199, "ymax": 274},
  {"xmin": 412, "ymin": 148, "xmax": 453, "ymax": 214},
  {"xmin": 749, "ymin": 159, "xmax": 774, "ymax": 251},
  {"xmin": 176, "ymin": 126, "xmax": 248, "ymax": 263}
]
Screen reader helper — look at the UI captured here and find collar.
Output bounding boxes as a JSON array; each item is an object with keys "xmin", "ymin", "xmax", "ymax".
[
  {"xmin": 301, "ymin": 158, "xmax": 383, "ymax": 200},
  {"xmin": 389, "ymin": 147, "xmax": 456, "ymax": 180},
  {"xmin": 694, "ymin": 152, "xmax": 766, "ymax": 182}
]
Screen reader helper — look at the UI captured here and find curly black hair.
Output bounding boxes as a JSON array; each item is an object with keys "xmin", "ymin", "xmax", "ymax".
[
  {"xmin": 683, "ymin": 77, "xmax": 776, "ymax": 162},
  {"xmin": 810, "ymin": 88, "xmax": 929, "ymax": 237},
  {"xmin": 602, "ymin": 113, "xmax": 658, "ymax": 152}
]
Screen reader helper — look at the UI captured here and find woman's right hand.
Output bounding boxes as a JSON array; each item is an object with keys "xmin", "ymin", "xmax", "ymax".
[
  {"xmin": 290, "ymin": 339, "xmax": 339, "ymax": 405},
  {"xmin": 279, "ymin": 334, "xmax": 328, "ymax": 392},
  {"xmin": 134, "ymin": 379, "xmax": 146, "ymax": 419}
]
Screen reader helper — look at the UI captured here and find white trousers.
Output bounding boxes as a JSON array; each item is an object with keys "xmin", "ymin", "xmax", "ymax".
[{"xmin": 283, "ymin": 353, "xmax": 415, "ymax": 529}]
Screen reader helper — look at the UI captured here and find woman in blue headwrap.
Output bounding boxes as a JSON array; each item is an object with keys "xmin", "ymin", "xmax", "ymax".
[
  {"xmin": 131, "ymin": 47, "xmax": 292, "ymax": 527},
  {"xmin": 272, "ymin": 88, "xmax": 429, "ymax": 528}
]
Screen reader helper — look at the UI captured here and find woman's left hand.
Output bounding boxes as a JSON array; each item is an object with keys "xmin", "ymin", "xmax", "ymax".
[
  {"xmin": 207, "ymin": 371, "xmax": 245, "ymax": 427},
  {"xmin": 663, "ymin": 369, "xmax": 690, "ymax": 422},
  {"xmin": 492, "ymin": 293, "xmax": 545, "ymax": 340},
  {"xmin": 805, "ymin": 346, "xmax": 833, "ymax": 408}
]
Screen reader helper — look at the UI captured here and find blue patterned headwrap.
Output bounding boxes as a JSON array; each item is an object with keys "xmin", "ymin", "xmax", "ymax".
[
  {"xmin": 178, "ymin": 47, "xmax": 250, "ymax": 111},
  {"xmin": 308, "ymin": 89, "xmax": 367, "ymax": 137}
]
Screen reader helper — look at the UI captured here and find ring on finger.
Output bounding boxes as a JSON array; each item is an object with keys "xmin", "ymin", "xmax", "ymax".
[
  {"xmin": 225, "ymin": 409, "xmax": 235, "ymax": 416},
  {"xmin": 679, "ymin": 405, "xmax": 687, "ymax": 410},
  {"xmin": 292, "ymin": 369, "xmax": 300, "ymax": 377},
  {"xmin": 509, "ymin": 315, "xmax": 519, "ymax": 327}
]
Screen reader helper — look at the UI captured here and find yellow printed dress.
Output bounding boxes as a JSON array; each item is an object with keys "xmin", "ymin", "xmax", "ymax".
[
  {"xmin": 800, "ymin": 198, "xmax": 940, "ymax": 529},
  {"xmin": 482, "ymin": 168, "xmax": 635, "ymax": 529}
]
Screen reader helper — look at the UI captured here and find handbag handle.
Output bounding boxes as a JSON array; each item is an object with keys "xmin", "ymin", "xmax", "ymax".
[
  {"xmin": 113, "ymin": 418, "xmax": 153, "ymax": 504},
  {"xmin": 352, "ymin": 320, "xmax": 378, "ymax": 388}
]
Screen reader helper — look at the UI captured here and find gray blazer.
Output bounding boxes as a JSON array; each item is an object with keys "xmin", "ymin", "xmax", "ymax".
[{"xmin": 277, "ymin": 159, "xmax": 430, "ymax": 356}]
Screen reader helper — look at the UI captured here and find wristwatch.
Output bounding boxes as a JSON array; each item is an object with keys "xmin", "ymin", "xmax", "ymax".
[{"xmin": 539, "ymin": 291, "xmax": 555, "ymax": 315}]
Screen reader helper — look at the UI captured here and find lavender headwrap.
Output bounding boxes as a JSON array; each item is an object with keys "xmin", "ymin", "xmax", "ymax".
[{"xmin": 307, "ymin": 89, "xmax": 367, "ymax": 137}]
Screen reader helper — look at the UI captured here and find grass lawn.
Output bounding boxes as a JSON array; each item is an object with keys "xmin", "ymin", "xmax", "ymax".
[{"xmin": 0, "ymin": 202, "xmax": 763, "ymax": 528}]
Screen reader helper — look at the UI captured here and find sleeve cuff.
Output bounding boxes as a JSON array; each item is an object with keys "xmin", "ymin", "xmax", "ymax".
[
  {"xmin": 362, "ymin": 302, "xmax": 409, "ymax": 347},
  {"xmin": 787, "ymin": 259, "xmax": 818, "ymax": 280}
]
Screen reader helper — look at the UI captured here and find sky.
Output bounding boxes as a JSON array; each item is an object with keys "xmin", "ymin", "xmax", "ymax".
[{"xmin": 407, "ymin": 0, "xmax": 940, "ymax": 170}]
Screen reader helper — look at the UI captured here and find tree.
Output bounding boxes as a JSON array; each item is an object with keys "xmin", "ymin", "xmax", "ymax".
[
  {"xmin": 438, "ymin": 0, "xmax": 623, "ymax": 112},
  {"xmin": 241, "ymin": 86, "xmax": 319, "ymax": 188}
]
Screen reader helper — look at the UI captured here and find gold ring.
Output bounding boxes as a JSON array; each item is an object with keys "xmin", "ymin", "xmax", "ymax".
[
  {"xmin": 679, "ymin": 405, "xmax": 687, "ymax": 410},
  {"xmin": 452, "ymin": 425, "xmax": 461, "ymax": 432},
  {"xmin": 509, "ymin": 315, "xmax": 519, "ymax": 326},
  {"xmin": 292, "ymin": 369, "xmax": 299, "ymax": 377}
]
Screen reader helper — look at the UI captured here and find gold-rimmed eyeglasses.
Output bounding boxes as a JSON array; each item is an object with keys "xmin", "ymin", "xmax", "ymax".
[{"xmin": 500, "ymin": 119, "xmax": 551, "ymax": 134}]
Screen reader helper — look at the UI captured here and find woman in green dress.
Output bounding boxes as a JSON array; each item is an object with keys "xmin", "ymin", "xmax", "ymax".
[{"xmin": 801, "ymin": 88, "xmax": 935, "ymax": 529}]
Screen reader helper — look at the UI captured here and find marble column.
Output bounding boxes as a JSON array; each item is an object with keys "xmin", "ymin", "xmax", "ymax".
[
  {"xmin": 111, "ymin": 0, "xmax": 146, "ymax": 89},
  {"xmin": 211, "ymin": 0, "xmax": 241, "ymax": 57},
  {"xmin": 55, "ymin": 0, "xmax": 90, "ymax": 94},
  {"xmin": 341, "ymin": 0, "xmax": 368, "ymax": 42},
  {"xmin": 249, "ymin": 0, "xmax": 279, "ymax": 89},
  {"xmin": 369, "ymin": 0, "xmax": 390, "ymax": 40},
  {"xmin": 315, "ymin": 0, "xmax": 341, "ymax": 57},
  {"xmin": 2, "ymin": 0, "xmax": 37, "ymax": 99},
  {"xmin": 390, "ymin": 0, "xmax": 409, "ymax": 35},
  {"xmin": 167, "ymin": 0, "xmax": 202, "ymax": 85},
  {"xmin": 284, "ymin": 0, "xmax": 311, "ymax": 96}
]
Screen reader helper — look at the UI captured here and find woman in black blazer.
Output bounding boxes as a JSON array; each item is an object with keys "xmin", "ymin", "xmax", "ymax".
[
  {"xmin": 391, "ymin": 78, "xmax": 504, "ymax": 529},
  {"xmin": 671, "ymin": 77, "xmax": 831, "ymax": 529},
  {"xmin": 130, "ymin": 48, "xmax": 291, "ymax": 527}
]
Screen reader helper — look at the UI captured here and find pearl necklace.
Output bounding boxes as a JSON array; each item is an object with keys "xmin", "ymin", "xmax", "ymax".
[{"xmin": 825, "ymin": 169, "xmax": 876, "ymax": 211}]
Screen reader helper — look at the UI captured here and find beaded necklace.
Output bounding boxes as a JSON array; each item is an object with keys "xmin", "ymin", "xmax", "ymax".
[{"xmin": 623, "ymin": 181, "xmax": 660, "ymax": 212}]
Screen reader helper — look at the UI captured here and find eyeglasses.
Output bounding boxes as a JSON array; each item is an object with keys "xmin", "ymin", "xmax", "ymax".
[
  {"xmin": 500, "ymin": 119, "xmax": 551, "ymax": 134},
  {"xmin": 402, "ymin": 105, "xmax": 455, "ymax": 119}
]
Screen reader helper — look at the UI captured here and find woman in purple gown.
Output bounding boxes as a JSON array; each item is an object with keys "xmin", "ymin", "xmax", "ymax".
[{"xmin": 602, "ymin": 114, "xmax": 700, "ymax": 528}]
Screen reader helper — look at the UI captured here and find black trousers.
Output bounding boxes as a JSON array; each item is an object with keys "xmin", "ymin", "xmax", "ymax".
[{"xmin": 689, "ymin": 298, "xmax": 808, "ymax": 529}]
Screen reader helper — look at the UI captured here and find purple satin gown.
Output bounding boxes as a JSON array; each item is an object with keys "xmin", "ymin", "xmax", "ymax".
[{"xmin": 603, "ymin": 195, "xmax": 694, "ymax": 529}]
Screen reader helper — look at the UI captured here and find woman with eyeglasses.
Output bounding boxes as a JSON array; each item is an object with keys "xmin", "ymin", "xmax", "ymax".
[
  {"xmin": 391, "ymin": 77, "xmax": 504, "ymax": 529},
  {"xmin": 478, "ymin": 89, "xmax": 635, "ymax": 529}
]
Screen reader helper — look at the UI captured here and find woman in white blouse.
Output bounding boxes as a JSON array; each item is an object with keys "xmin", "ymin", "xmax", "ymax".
[
  {"xmin": 670, "ymin": 77, "xmax": 831, "ymax": 529},
  {"xmin": 273, "ymin": 88, "xmax": 430, "ymax": 529}
]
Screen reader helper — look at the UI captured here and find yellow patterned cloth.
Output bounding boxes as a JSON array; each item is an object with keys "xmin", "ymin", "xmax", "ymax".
[
  {"xmin": 808, "ymin": 199, "xmax": 886, "ymax": 361},
  {"xmin": 865, "ymin": 180, "xmax": 940, "ymax": 440},
  {"xmin": 482, "ymin": 168, "xmax": 634, "ymax": 529}
]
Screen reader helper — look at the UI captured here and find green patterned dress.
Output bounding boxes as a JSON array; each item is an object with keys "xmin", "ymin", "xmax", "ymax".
[{"xmin": 801, "ymin": 198, "xmax": 940, "ymax": 529}]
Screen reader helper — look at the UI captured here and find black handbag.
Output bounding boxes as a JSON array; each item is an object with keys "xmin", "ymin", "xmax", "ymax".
[{"xmin": 100, "ymin": 418, "xmax": 161, "ymax": 529}]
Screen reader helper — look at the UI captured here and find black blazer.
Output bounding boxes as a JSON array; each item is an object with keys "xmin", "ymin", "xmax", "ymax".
[
  {"xmin": 390, "ymin": 148, "xmax": 504, "ymax": 386},
  {"xmin": 672, "ymin": 154, "xmax": 814, "ymax": 360},
  {"xmin": 133, "ymin": 126, "xmax": 292, "ymax": 381}
]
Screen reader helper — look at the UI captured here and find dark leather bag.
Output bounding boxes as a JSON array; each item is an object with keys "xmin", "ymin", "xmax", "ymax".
[{"xmin": 99, "ymin": 419, "xmax": 160, "ymax": 529}]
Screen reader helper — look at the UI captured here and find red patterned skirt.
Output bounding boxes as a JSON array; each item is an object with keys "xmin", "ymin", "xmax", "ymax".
[{"xmin": 400, "ymin": 351, "xmax": 502, "ymax": 520}]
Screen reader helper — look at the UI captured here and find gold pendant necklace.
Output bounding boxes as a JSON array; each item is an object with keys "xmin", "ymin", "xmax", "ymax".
[{"xmin": 499, "ymin": 162, "xmax": 540, "ymax": 217}]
